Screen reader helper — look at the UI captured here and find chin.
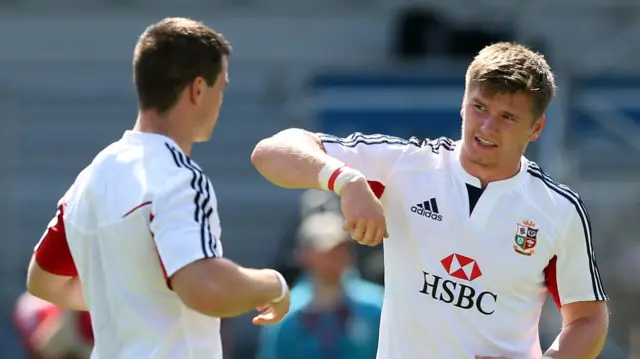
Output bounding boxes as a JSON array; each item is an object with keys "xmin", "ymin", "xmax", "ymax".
[
  {"xmin": 470, "ymin": 157, "xmax": 492, "ymax": 167},
  {"xmin": 465, "ymin": 150, "xmax": 494, "ymax": 168}
]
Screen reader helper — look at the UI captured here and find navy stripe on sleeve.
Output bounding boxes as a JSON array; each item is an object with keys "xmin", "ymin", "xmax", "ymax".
[
  {"xmin": 527, "ymin": 163, "xmax": 606, "ymax": 301},
  {"xmin": 165, "ymin": 143, "xmax": 216, "ymax": 258}
]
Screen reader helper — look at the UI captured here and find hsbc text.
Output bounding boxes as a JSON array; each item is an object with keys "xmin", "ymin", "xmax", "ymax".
[{"xmin": 419, "ymin": 271, "xmax": 498, "ymax": 315}]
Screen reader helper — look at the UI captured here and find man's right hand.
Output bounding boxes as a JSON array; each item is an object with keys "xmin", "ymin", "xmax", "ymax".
[
  {"xmin": 341, "ymin": 177, "xmax": 388, "ymax": 246},
  {"xmin": 252, "ymin": 273, "xmax": 291, "ymax": 326}
]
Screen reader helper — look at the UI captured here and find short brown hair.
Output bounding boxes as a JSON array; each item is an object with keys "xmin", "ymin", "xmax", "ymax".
[
  {"xmin": 133, "ymin": 17, "xmax": 232, "ymax": 114},
  {"xmin": 465, "ymin": 42, "xmax": 556, "ymax": 118}
]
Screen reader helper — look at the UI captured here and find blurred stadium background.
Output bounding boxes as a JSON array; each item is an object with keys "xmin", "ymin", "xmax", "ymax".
[{"xmin": 1, "ymin": 0, "xmax": 639, "ymax": 358}]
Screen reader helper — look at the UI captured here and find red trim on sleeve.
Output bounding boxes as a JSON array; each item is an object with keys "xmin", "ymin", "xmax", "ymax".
[
  {"xmin": 367, "ymin": 180, "xmax": 386, "ymax": 199},
  {"xmin": 327, "ymin": 166, "xmax": 346, "ymax": 192},
  {"xmin": 34, "ymin": 205, "xmax": 78, "ymax": 277},
  {"xmin": 150, "ymin": 213, "xmax": 172, "ymax": 290},
  {"xmin": 122, "ymin": 201, "xmax": 152, "ymax": 218},
  {"xmin": 544, "ymin": 255, "xmax": 561, "ymax": 309}
]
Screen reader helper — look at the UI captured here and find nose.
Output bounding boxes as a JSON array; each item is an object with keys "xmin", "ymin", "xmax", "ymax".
[{"xmin": 480, "ymin": 114, "xmax": 500, "ymax": 134}]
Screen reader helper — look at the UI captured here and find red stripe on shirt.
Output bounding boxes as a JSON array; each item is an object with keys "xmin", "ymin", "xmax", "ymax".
[
  {"xmin": 34, "ymin": 204, "xmax": 78, "ymax": 277},
  {"xmin": 544, "ymin": 255, "xmax": 561, "ymax": 309},
  {"xmin": 149, "ymin": 213, "xmax": 172, "ymax": 289}
]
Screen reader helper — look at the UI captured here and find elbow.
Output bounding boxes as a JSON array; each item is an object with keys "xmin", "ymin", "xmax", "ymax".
[
  {"xmin": 251, "ymin": 128, "xmax": 321, "ymax": 171},
  {"xmin": 250, "ymin": 130, "xmax": 291, "ymax": 174},
  {"xmin": 250, "ymin": 138, "xmax": 273, "ymax": 171},
  {"xmin": 178, "ymin": 283, "xmax": 236, "ymax": 318}
]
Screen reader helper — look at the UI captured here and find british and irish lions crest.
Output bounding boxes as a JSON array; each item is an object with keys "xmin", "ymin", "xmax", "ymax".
[{"xmin": 514, "ymin": 219, "xmax": 538, "ymax": 256}]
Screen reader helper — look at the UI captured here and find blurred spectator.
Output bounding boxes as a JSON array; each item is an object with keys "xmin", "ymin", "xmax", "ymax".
[
  {"xmin": 256, "ymin": 212, "xmax": 383, "ymax": 359},
  {"xmin": 298, "ymin": 189, "xmax": 341, "ymax": 219},
  {"xmin": 272, "ymin": 189, "xmax": 342, "ymax": 285},
  {"xmin": 13, "ymin": 292, "xmax": 93, "ymax": 359}
]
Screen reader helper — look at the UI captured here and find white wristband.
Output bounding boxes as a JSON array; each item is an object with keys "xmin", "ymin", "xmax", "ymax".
[
  {"xmin": 318, "ymin": 160, "xmax": 345, "ymax": 191},
  {"xmin": 318, "ymin": 162, "xmax": 365, "ymax": 196},
  {"xmin": 272, "ymin": 271, "xmax": 288, "ymax": 303}
]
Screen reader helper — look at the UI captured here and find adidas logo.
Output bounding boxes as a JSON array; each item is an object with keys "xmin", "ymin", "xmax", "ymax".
[{"xmin": 411, "ymin": 198, "xmax": 443, "ymax": 221}]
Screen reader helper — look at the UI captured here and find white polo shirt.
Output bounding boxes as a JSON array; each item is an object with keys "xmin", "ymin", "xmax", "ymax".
[
  {"xmin": 319, "ymin": 132, "xmax": 607, "ymax": 359},
  {"xmin": 33, "ymin": 131, "xmax": 224, "ymax": 359}
]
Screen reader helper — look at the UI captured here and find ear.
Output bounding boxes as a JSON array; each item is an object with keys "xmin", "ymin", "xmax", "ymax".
[
  {"xmin": 188, "ymin": 77, "xmax": 206, "ymax": 106},
  {"xmin": 528, "ymin": 114, "xmax": 546, "ymax": 142}
]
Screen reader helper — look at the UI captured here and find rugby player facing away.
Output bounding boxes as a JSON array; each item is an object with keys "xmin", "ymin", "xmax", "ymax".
[{"xmin": 27, "ymin": 17, "xmax": 289, "ymax": 359}]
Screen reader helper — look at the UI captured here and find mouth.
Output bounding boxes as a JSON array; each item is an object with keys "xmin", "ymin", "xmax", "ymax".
[{"xmin": 474, "ymin": 136, "xmax": 498, "ymax": 148}]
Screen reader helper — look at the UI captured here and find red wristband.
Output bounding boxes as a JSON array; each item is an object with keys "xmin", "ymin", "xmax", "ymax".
[{"xmin": 327, "ymin": 166, "xmax": 346, "ymax": 192}]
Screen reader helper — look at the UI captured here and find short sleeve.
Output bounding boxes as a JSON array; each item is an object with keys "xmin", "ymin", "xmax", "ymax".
[
  {"xmin": 150, "ymin": 166, "xmax": 218, "ymax": 279},
  {"xmin": 34, "ymin": 202, "xmax": 78, "ymax": 277},
  {"xmin": 546, "ymin": 201, "xmax": 608, "ymax": 307},
  {"xmin": 318, "ymin": 132, "xmax": 424, "ymax": 184}
]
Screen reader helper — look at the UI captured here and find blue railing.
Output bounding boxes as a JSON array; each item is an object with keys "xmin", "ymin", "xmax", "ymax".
[
  {"xmin": 311, "ymin": 71, "xmax": 640, "ymax": 141},
  {"xmin": 311, "ymin": 71, "xmax": 464, "ymax": 139}
]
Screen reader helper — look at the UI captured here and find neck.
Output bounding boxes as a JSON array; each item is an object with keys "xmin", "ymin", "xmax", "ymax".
[
  {"xmin": 134, "ymin": 110, "xmax": 193, "ymax": 155},
  {"xmin": 459, "ymin": 151, "xmax": 521, "ymax": 189},
  {"xmin": 312, "ymin": 279, "xmax": 343, "ymax": 310}
]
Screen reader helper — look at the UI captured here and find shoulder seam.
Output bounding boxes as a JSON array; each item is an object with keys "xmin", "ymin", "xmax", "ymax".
[
  {"xmin": 318, "ymin": 133, "xmax": 456, "ymax": 153},
  {"xmin": 423, "ymin": 137, "xmax": 456, "ymax": 154},
  {"xmin": 318, "ymin": 132, "xmax": 422, "ymax": 148},
  {"xmin": 526, "ymin": 162, "xmax": 606, "ymax": 301}
]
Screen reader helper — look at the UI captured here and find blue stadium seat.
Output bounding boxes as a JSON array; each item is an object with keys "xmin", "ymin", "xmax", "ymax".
[
  {"xmin": 569, "ymin": 75, "xmax": 640, "ymax": 135},
  {"xmin": 311, "ymin": 70, "xmax": 464, "ymax": 139}
]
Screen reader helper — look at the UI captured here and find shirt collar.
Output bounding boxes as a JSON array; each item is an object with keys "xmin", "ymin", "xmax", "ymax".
[
  {"xmin": 121, "ymin": 130, "xmax": 184, "ymax": 154},
  {"xmin": 450, "ymin": 140, "xmax": 529, "ymax": 191}
]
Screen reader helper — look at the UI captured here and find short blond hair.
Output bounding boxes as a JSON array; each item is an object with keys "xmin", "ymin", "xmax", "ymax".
[{"xmin": 465, "ymin": 42, "xmax": 556, "ymax": 118}]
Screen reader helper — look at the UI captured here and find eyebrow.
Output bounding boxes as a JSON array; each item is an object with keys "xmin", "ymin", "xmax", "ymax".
[{"xmin": 471, "ymin": 96, "xmax": 520, "ymax": 119}]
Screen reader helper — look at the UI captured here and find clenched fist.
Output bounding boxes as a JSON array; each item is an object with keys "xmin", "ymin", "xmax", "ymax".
[{"xmin": 340, "ymin": 177, "xmax": 388, "ymax": 246}]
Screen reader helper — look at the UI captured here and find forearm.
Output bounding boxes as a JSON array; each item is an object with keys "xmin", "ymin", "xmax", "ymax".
[
  {"xmin": 251, "ymin": 128, "xmax": 335, "ymax": 189},
  {"xmin": 544, "ymin": 316, "xmax": 607, "ymax": 359},
  {"xmin": 198, "ymin": 258, "xmax": 283, "ymax": 318}
]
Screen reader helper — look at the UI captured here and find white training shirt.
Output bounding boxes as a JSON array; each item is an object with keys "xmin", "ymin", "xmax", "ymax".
[
  {"xmin": 319, "ymin": 133, "xmax": 607, "ymax": 359},
  {"xmin": 34, "ymin": 131, "xmax": 224, "ymax": 359}
]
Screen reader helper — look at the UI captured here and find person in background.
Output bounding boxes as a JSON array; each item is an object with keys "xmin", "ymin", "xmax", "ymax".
[
  {"xmin": 256, "ymin": 211, "xmax": 383, "ymax": 359},
  {"xmin": 14, "ymin": 292, "xmax": 93, "ymax": 359},
  {"xmin": 271, "ymin": 189, "xmax": 343, "ymax": 286}
]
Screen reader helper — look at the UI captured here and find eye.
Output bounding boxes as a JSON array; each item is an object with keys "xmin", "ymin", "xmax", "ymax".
[
  {"xmin": 502, "ymin": 114, "xmax": 517, "ymax": 122},
  {"xmin": 473, "ymin": 104, "xmax": 486, "ymax": 112}
]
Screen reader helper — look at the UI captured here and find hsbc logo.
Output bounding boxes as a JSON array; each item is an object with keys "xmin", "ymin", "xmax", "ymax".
[
  {"xmin": 441, "ymin": 253, "xmax": 482, "ymax": 281},
  {"xmin": 419, "ymin": 253, "xmax": 498, "ymax": 315}
]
